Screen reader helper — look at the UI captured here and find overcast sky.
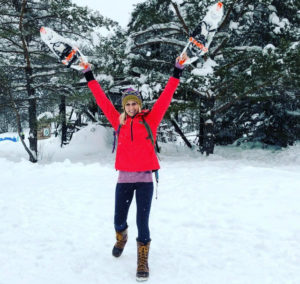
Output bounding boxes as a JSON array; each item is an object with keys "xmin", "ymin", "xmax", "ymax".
[{"xmin": 71, "ymin": 0, "xmax": 146, "ymax": 28}]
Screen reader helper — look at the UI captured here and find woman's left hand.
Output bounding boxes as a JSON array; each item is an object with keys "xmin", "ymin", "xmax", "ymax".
[{"xmin": 176, "ymin": 52, "xmax": 189, "ymax": 68}]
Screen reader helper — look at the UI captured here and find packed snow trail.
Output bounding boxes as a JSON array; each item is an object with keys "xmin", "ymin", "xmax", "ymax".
[{"xmin": 0, "ymin": 128, "xmax": 299, "ymax": 284}]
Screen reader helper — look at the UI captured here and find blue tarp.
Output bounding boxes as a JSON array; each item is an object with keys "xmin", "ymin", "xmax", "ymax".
[{"xmin": 0, "ymin": 137, "xmax": 19, "ymax": 142}]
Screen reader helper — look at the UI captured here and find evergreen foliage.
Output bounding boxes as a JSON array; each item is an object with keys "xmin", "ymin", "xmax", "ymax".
[
  {"xmin": 0, "ymin": 0, "xmax": 118, "ymax": 158},
  {"xmin": 125, "ymin": 0, "xmax": 300, "ymax": 149},
  {"xmin": 0, "ymin": 0, "xmax": 299, "ymax": 162}
]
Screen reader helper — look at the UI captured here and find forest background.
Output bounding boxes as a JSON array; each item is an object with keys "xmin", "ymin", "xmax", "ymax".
[{"xmin": 0, "ymin": 0, "xmax": 299, "ymax": 162}]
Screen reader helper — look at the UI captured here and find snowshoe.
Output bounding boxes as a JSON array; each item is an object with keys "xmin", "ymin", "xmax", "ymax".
[
  {"xmin": 179, "ymin": 1, "xmax": 224, "ymax": 65},
  {"xmin": 40, "ymin": 26, "xmax": 89, "ymax": 70}
]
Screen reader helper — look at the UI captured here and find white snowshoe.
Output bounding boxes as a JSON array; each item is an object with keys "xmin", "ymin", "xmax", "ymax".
[
  {"xmin": 40, "ymin": 26, "xmax": 88, "ymax": 70},
  {"xmin": 180, "ymin": 1, "xmax": 224, "ymax": 65}
]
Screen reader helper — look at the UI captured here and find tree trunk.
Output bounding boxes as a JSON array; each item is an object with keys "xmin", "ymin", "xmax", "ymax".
[
  {"xmin": 199, "ymin": 116, "xmax": 204, "ymax": 148},
  {"xmin": 25, "ymin": 66, "xmax": 38, "ymax": 155},
  {"xmin": 8, "ymin": 88, "xmax": 37, "ymax": 163},
  {"xmin": 170, "ymin": 118, "xmax": 192, "ymax": 148},
  {"xmin": 199, "ymin": 93, "xmax": 215, "ymax": 155},
  {"xmin": 19, "ymin": 0, "xmax": 38, "ymax": 160},
  {"xmin": 59, "ymin": 95, "xmax": 67, "ymax": 146}
]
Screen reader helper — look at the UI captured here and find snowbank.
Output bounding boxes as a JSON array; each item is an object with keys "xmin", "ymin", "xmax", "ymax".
[{"xmin": 0, "ymin": 125, "xmax": 300, "ymax": 284}]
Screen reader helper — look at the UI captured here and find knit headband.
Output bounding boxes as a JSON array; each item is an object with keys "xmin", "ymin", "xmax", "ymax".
[{"xmin": 121, "ymin": 88, "xmax": 142, "ymax": 109}]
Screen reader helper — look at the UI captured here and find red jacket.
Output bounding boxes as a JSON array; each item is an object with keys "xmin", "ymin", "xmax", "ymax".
[{"xmin": 88, "ymin": 77, "xmax": 180, "ymax": 171}]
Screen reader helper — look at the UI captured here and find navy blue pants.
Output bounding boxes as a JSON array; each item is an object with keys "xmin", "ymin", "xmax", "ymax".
[{"xmin": 114, "ymin": 182, "xmax": 153, "ymax": 244}]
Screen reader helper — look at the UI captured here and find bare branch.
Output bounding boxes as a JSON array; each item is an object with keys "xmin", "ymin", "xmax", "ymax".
[
  {"xmin": 211, "ymin": 37, "xmax": 229, "ymax": 58},
  {"xmin": 0, "ymin": 35, "xmax": 24, "ymax": 50},
  {"xmin": 171, "ymin": 1, "xmax": 189, "ymax": 35},
  {"xmin": 0, "ymin": 49, "xmax": 24, "ymax": 53},
  {"xmin": 130, "ymin": 23, "xmax": 183, "ymax": 38},
  {"xmin": 131, "ymin": 38, "xmax": 185, "ymax": 50},
  {"xmin": 218, "ymin": 0, "xmax": 240, "ymax": 32}
]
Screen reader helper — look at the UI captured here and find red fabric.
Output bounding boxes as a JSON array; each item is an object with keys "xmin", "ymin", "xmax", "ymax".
[{"xmin": 88, "ymin": 77, "xmax": 180, "ymax": 171}]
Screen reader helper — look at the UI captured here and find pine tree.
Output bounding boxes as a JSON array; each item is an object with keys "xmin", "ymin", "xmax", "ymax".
[
  {"xmin": 212, "ymin": 0, "xmax": 300, "ymax": 147},
  {"xmin": 125, "ymin": 0, "xmax": 300, "ymax": 151},
  {"xmin": 0, "ymin": 0, "xmax": 117, "ymax": 161},
  {"xmin": 126, "ymin": 0, "xmax": 226, "ymax": 153}
]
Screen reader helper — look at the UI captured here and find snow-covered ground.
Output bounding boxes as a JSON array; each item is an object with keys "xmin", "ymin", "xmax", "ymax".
[{"xmin": 0, "ymin": 125, "xmax": 300, "ymax": 284}]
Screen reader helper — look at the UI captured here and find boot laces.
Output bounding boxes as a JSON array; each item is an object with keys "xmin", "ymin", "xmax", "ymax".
[
  {"xmin": 115, "ymin": 231, "xmax": 127, "ymax": 249},
  {"xmin": 138, "ymin": 245, "xmax": 149, "ymax": 271}
]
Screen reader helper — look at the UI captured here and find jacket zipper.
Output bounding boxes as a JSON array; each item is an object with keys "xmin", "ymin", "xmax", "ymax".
[{"xmin": 130, "ymin": 119, "xmax": 133, "ymax": 141}]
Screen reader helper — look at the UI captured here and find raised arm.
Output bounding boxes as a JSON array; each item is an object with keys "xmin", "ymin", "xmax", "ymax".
[
  {"xmin": 84, "ymin": 70, "xmax": 120, "ymax": 131},
  {"xmin": 146, "ymin": 55, "xmax": 186, "ymax": 129},
  {"xmin": 146, "ymin": 76, "xmax": 180, "ymax": 129}
]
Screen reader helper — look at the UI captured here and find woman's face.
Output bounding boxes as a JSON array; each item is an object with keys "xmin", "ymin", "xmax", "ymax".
[{"xmin": 125, "ymin": 100, "xmax": 140, "ymax": 117}]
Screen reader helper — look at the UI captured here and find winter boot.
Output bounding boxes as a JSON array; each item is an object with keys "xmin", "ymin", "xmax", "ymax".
[
  {"xmin": 112, "ymin": 228, "xmax": 128, "ymax": 257},
  {"xmin": 136, "ymin": 240, "xmax": 151, "ymax": 282}
]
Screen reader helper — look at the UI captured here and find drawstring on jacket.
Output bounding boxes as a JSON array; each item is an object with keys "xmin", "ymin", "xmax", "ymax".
[
  {"xmin": 154, "ymin": 170, "xmax": 159, "ymax": 199},
  {"xmin": 112, "ymin": 125, "xmax": 121, "ymax": 153}
]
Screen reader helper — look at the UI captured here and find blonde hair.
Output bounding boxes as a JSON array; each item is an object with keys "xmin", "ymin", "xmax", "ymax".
[
  {"xmin": 119, "ymin": 112, "xmax": 127, "ymax": 125},
  {"xmin": 119, "ymin": 105, "xmax": 142, "ymax": 125}
]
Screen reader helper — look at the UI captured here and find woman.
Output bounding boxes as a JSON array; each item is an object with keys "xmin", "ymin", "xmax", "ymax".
[{"xmin": 82, "ymin": 53, "xmax": 187, "ymax": 281}]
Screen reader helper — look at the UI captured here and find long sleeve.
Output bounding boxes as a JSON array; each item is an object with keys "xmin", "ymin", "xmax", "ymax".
[
  {"xmin": 87, "ymin": 80, "xmax": 120, "ymax": 131},
  {"xmin": 146, "ymin": 76, "xmax": 180, "ymax": 130}
]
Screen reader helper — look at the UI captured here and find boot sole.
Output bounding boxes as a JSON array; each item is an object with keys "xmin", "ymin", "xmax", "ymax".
[
  {"xmin": 136, "ymin": 276, "xmax": 148, "ymax": 282},
  {"xmin": 112, "ymin": 246, "xmax": 124, "ymax": 257}
]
